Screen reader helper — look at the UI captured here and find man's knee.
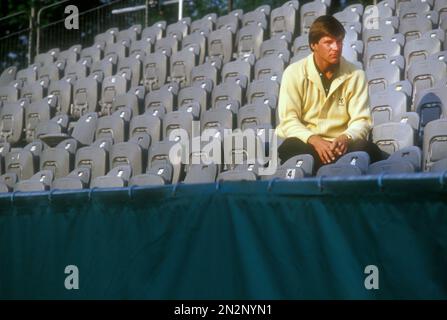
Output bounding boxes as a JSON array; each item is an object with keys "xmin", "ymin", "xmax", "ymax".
[
  {"xmin": 349, "ymin": 139, "xmax": 369, "ymax": 151},
  {"xmin": 348, "ymin": 139, "xmax": 383, "ymax": 163}
]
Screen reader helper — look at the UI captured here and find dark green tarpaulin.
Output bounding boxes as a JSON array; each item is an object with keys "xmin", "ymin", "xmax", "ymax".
[{"xmin": 1, "ymin": 174, "xmax": 447, "ymax": 299}]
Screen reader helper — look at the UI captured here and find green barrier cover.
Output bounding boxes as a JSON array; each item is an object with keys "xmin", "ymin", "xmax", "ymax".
[{"xmin": 0, "ymin": 175, "xmax": 446, "ymax": 299}]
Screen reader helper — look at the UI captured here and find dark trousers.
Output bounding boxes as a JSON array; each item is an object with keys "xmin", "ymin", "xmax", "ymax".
[{"xmin": 278, "ymin": 137, "xmax": 383, "ymax": 173}]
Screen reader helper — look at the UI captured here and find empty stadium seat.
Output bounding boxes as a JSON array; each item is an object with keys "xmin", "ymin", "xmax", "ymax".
[
  {"xmin": 373, "ymin": 122, "xmax": 415, "ymax": 157},
  {"xmin": 316, "ymin": 151, "xmax": 370, "ymax": 177},
  {"xmin": 367, "ymin": 146, "xmax": 422, "ymax": 174},
  {"xmin": 423, "ymin": 118, "xmax": 447, "ymax": 171}
]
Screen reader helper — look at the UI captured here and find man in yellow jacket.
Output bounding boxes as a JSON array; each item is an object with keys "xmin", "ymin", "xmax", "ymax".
[{"xmin": 276, "ymin": 15, "xmax": 382, "ymax": 170}]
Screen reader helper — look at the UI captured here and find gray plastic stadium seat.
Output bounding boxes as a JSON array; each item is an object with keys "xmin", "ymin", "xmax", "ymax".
[
  {"xmin": 80, "ymin": 45, "xmax": 103, "ymax": 65},
  {"xmin": 370, "ymin": 89, "xmax": 408, "ymax": 126},
  {"xmin": 178, "ymin": 85, "xmax": 208, "ymax": 116},
  {"xmin": 88, "ymin": 57, "xmax": 116, "ymax": 84},
  {"xmin": 57, "ymin": 45, "xmax": 80, "ymax": 66},
  {"xmin": 64, "ymin": 60, "xmax": 90, "ymax": 84},
  {"xmin": 334, "ymin": 10, "xmax": 360, "ymax": 26},
  {"xmin": 292, "ymin": 34, "xmax": 310, "ymax": 56},
  {"xmin": 94, "ymin": 30, "xmax": 115, "ymax": 47},
  {"xmin": 366, "ymin": 63, "xmax": 401, "ymax": 95},
  {"xmin": 246, "ymin": 79, "xmax": 279, "ymax": 110},
  {"xmin": 34, "ymin": 52, "xmax": 54, "ymax": 68},
  {"xmin": 0, "ymin": 85, "xmax": 19, "ymax": 102},
  {"xmin": 143, "ymin": 51, "xmax": 168, "ymax": 91},
  {"xmin": 72, "ymin": 77, "xmax": 100, "ymax": 119},
  {"xmin": 95, "ymin": 109, "xmax": 131, "ymax": 144},
  {"xmin": 388, "ymin": 80, "xmax": 413, "ymax": 99},
  {"xmin": 236, "ymin": 24, "xmax": 264, "ymax": 59},
  {"xmin": 238, "ymin": 103, "xmax": 273, "ymax": 131},
  {"xmin": 208, "ymin": 28, "xmax": 233, "ymax": 64},
  {"xmin": 130, "ymin": 140, "xmax": 184, "ymax": 186},
  {"xmin": 407, "ymin": 59, "xmax": 447, "ymax": 102},
  {"xmin": 130, "ymin": 39, "xmax": 152, "ymax": 59},
  {"xmin": 242, "ymin": 10, "xmax": 268, "ymax": 30},
  {"xmin": 144, "ymin": 86, "xmax": 175, "ymax": 118},
  {"xmin": 191, "ymin": 17, "xmax": 214, "ymax": 35},
  {"xmin": 261, "ymin": 38, "xmax": 290, "ymax": 59},
  {"xmin": 117, "ymin": 56, "xmax": 142, "ymax": 89},
  {"xmin": 218, "ymin": 163, "xmax": 262, "ymax": 181},
  {"xmin": 20, "ymin": 81, "xmax": 45, "ymax": 103},
  {"xmin": 362, "ymin": 16, "xmax": 397, "ymax": 44},
  {"xmin": 16, "ymin": 65, "xmax": 39, "ymax": 87},
  {"xmin": 0, "ymin": 99, "xmax": 26, "ymax": 145},
  {"xmin": 155, "ymin": 36, "xmax": 178, "ymax": 57},
  {"xmin": 163, "ymin": 107, "xmax": 196, "ymax": 142},
  {"xmin": 141, "ymin": 21, "xmax": 166, "ymax": 46},
  {"xmin": 14, "ymin": 170, "xmax": 54, "ymax": 192},
  {"xmin": 5, "ymin": 147, "xmax": 36, "ymax": 181},
  {"xmin": 104, "ymin": 40, "xmax": 129, "ymax": 62},
  {"xmin": 117, "ymin": 24, "xmax": 141, "ymax": 44},
  {"xmin": 423, "ymin": 119, "xmax": 447, "ymax": 171},
  {"xmin": 421, "ymin": 29, "xmax": 445, "ymax": 48},
  {"xmin": 52, "ymin": 167, "xmax": 91, "ymax": 190},
  {"xmin": 170, "ymin": 48, "xmax": 196, "ymax": 88},
  {"xmin": 266, "ymin": 154, "xmax": 314, "ymax": 180},
  {"xmin": 435, "ymin": 0, "xmax": 447, "ymax": 24},
  {"xmin": 74, "ymin": 139, "xmax": 113, "ymax": 183},
  {"xmin": 111, "ymin": 93, "xmax": 140, "ymax": 117},
  {"xmin": 99, "ymin": 75, "xmax": 127, "ymax": 115},
  {"xmin": 212, "ymin": 82, "xmax": 243, "ymax": 114},
  {"xmin": 183, "ymin": 32, "xmax": 206, "ymax": 65},
  {"xmin": 316, "ymin": 151, "xmax": 370, "ymax": 177},
  {"xmin": 191, "ymin": 62, "xmax": 219, "ymax": 89},
  {"xmin": 398, "ymin": 14, "xmax": 432, "ymax": 42},
  {"xmin": 167, "ymin": 20, "xmax": 189, "ymax": 41},
  {"xmin": 345, "ymin": 2, "xmax": 364, "ymax": 15},
  {"xmin": 91, "ymin": 165, "xmax": 132, "ymax": 188},
  {"xmin": 0, "ymin": 66, "xmax": 17, "ymax": 87},
  {"xmin": 404, "ymin": 38, "xmax": 441, "ymax": 72},
  {"xmin": 413, "ymin": 85, "xmax": 447, "ymax": 133},
  {"xmin": 216, "ymin": 13, "xmax": 240, "ymax": 35},
  {"xmin": 38, "ymin": 62, "xmax": 64, "ymax": 86},
  {"xmin": 109, "ymin": 135, "xmax": 149, "ymax": 177},
  {"xmin": 48, "ymin": 79, "xmax": 72, "ymax": 116},
  {"xmin": 25, "ymin": 95, "xmax": 58, "ymax": 143},
  {"xmin": 0, "ymin": 142, "xmax": 11, "ymax": 174},
  {"xmin": 398, "ymin": 1, "xmax": 430, "ymax": 21},
  {"xmin": 40, "ymin": 138, "xmax": 78, "ymax": 179},
  {"xmin": 201, "ymin": 108, "xmax": 234, "ymax": 136},
  {"xmin": 222, "ymin": 59, "xmax": 252, "ymax": 85},
  {"xmin": 364, "ymin": 36, "xmax": 402, "ymax": 68},
  {"xmin": 254, "ymin": 55, "xmax": 285, "ymax": 82},
  {"xmin": 367, "ymin": 146, "xmax": 422, "ymax": 174},
  {"xmin": 184, "ymin": 164, "xmax": 219, "ymax": 184},
  {"xmin": 373, "ymin": 122, "xmax": 415, "ymax": 157},
  {"xmin": 141, "ymin": 25, "xmax": 164, "ymax": 48},
  {"xmin": 129, "ymin": 112, "xmax": 161, "ymax": 144},
  {"xmin": 300, "ymin": 1, "xmax": 327, "ymax": 35},
  {"xmin": 430, "ymin": 158, "xmax": 447, "ymax": 172},
  {"xmin": 0, "ymin": 172, "xmax": 17, "ymax": 192}
]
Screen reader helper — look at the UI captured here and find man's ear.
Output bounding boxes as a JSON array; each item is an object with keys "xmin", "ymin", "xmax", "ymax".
[{"xmin": 310, "ymin": 42, "xmax": 315, "ymax": 51}]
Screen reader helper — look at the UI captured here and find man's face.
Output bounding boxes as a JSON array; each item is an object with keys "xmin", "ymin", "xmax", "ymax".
[{"xmin": 311, "ymin": 35, "xmax": 344, "ymax": 65}]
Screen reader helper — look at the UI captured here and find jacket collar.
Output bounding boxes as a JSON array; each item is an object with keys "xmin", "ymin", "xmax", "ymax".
[{"xmin": 305, "ymin": 53, "xmax": 351, "ymax": 97}]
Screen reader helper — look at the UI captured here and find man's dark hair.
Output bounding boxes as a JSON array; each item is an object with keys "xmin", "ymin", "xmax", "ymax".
[{"xmin": 308, "ymin": 15, "xmax": 346, "ymax": 50}]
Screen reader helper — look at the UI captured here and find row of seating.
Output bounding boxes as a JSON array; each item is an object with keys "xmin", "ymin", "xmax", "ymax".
[{"xmin": 1, "ymin": 0, "xmax": 447, "ymax": 192}]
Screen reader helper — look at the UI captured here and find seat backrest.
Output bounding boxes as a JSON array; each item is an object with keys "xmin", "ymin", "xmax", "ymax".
[
  {"xmin": 423, "ymin": 118, "xmax": 447, "ymax": 171},
  {"xmin": 372, "ymin": 122, "xmax": 415, "ymax": 157},
  {"xmin": 143, "ymin": 51, "xmax": 168, "ymax": 91}
]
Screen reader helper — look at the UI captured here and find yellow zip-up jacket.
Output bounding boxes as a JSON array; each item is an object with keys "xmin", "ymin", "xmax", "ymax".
[{"xmin": 276, "ymin": 53, "xmax": 372, "ymax": 143}]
